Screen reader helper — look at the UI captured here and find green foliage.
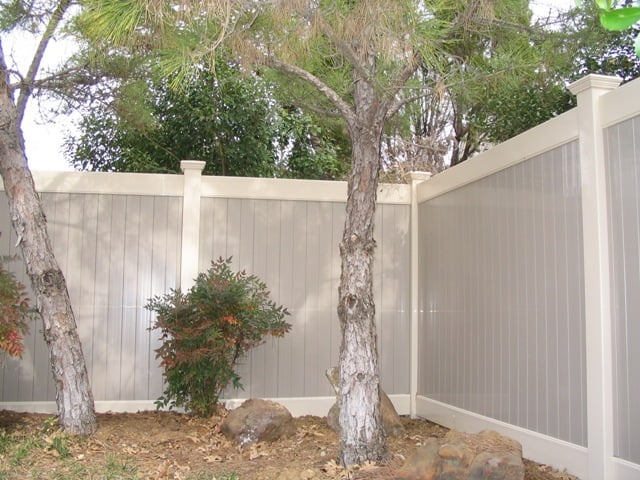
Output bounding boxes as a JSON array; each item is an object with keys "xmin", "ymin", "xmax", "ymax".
[
  {"xmin": 556, "ymin": 4, "xmax": 640, "ymax": 82},
  {"xmin": 65, "ymin": 62, "xmax": 348, "ymax": 179},
  {"xmin": 601, "ymin": 7, "xmax": 640, "ymax": 30},
  {"xmin": 467, "ymin": 80, "xmax": 575, "ymax": 144},
  {"xmin": 9, "ymin": 434, "xmax": 42, "ymax": 465},
  {"xmin": 188, "ymin": 473, "xmax": 238, "ymax": 480},
  {"xmin": 454, "ymin": 1, "xmax": 640, "ymax": 152},
  {"xmin": 0, "ymin": 0, "xmax": 52, "ymax": 33},
  {"xmin": 274, "ymin": 107, "xmax": 347, "ymax": 180},
  {"xmin": 0, "ymin": 416, "xmax": 144, "ymax": 479},
  {"xmin": 586, "ymin": 0, "xmax": 640, "ymax": 54},
  {"xmin": 400, "ymin": 0, "xmax": 556, "ymax": 164},
  {"xmin": 50, "ymin": 436, "xmax": 70, "ymax": 458},
  {"xmin": 78, "ymin": 0, "xmax": 150, "ymax": 47},
  {"xmin": 0, "ymin": 256, "xmax": 32, "ymax": 359},
  {"xmin": 215, "ymin": 474, "xmax": 239, "ymax": 480},
  {"xmin": 102, "ymin": 455, "xmax": 138, "ymax": 479},
  {"xmin": 146, "ymin": 257, "xmax": 291, "ymax": 417}
]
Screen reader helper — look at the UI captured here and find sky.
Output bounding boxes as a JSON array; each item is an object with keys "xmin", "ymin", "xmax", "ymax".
[{"xmin": 14, "ymin": 0, "xmax": 576, "ymax": 172}]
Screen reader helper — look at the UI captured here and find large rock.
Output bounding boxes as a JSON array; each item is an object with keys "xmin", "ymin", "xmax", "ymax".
[
  {"xmin": 395, "ymin": 429, "xmax": 524, "ymax": 480},
  {"xmin": 221, "ymin": 398, "xmax": 296, "ymax": 446},
  {"xmin": 325, "ymin": 366, "xmax": 405, "ymax": 437}
]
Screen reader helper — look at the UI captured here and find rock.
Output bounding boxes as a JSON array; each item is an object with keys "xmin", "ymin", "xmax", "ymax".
[
  {"xmin": 326, "ymin": 366, "xmax": 340, "ymax": 395},
  {"xmin": 325, "ymin": 366, "xmax": 405, "ymax": 437},
  {"xmin": 326, "ymin": 402, "xmax": 340, "ymax": 432},
  {"xmin": 221, "ymin": 398, "xmax": 296, "ymax": 446},
  {"xmin": 395, "ymin": 439, "xmax": 441, "ymax": 480},
  {"xmin": 395, "ymin": 429, "xmax": 524, "ymax": 480}
]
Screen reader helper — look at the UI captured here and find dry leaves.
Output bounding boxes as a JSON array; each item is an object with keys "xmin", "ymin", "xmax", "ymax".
[{"xmin": 0, "ymin": 411, "xmax": 580, "ymax": 480}]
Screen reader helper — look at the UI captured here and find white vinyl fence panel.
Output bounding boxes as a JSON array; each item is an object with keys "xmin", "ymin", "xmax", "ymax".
[
  {"xmin": 418, "ymin": 141, "xmax": 587, "ymax": 446},
  {"xmin": 605, "ymin": 114, "xmax": 640, "ymax": 465}
]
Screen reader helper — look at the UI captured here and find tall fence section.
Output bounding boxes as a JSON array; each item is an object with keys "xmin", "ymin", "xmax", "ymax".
[
  {"xmin": 0, "ymin": 75, "xmax": 638, "ymax": 479},
  {"xmin": 0, "ymin": 168, "xmax": 412, "ymax": 415}
]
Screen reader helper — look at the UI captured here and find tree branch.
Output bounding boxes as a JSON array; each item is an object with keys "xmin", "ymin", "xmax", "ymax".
[
  {"xmin": 266, "ymin": 57, "xmax": 357, "ymax": 129},
  {"xmin": 381, "ymin": 53, "xmax": 422, "ymax": 116},
  {"xmin": 385, "ymin": 91, "xmax": 431, "ymax": 121},
  {"xmin": 16, "ymin": 0, "xmax": 73, "ymax": 124},
  {"xmin": 319, "ymin": 26, "xmax": 375, "ymax": 87},
  {"xmin": 304, "ymin": 103, "xmax": 343, "ymax": 118}
]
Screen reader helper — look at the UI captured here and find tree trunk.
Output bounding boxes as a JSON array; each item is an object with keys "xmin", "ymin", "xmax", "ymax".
[
  {"xmin": 0, "ymin": 41, "xmax": 96, "ymax": 435},
  {"xmin": 337, "ymin": 110, "xmax": 386, "ymax": 465}
]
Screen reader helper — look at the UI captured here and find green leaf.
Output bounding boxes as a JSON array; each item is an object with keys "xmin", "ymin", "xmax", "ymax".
[
  {"xmin": 600, "ymin": 7, "xmax": 640, "ymax": 31},
  {"xmin": 595, "ymin": 0, "xmax": 612, "ymax": 10},
  {"xmin": 635, "ymin": 31, "xmax": 640, "ymax": 56}
]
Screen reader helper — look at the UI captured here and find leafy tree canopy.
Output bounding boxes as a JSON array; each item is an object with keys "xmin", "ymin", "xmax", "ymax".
[
  {"xmin": 65, "ymin": 59, "xmax": 348, "ymax": 179},
  {"xmin": 461, "ymin": 1, "xmax": 640, "ymax": 147},
  {"xmin": 584, "ymin": 0, "xmax": 640, "ymax": 55},
  {"xmin": 46, "ymin": 0, "xmax": 640, "ymax": 176}
]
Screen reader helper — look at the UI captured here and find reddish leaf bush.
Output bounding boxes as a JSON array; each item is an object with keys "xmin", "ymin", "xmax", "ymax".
[
  {"xmin": 0, "ymin": 260, "xmax": 31, "ymax": 360},
  {"xmin": 146, "ymin": 257, "xmax": 291, "ymax": 416}
]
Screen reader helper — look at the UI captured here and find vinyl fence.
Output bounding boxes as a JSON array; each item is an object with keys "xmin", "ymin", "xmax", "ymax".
[
  {"xmin": 0, "ymin": 170, "xmax": 412, "ymax": 415},
  {"xmin": 414, "ymin": 75, "xmax": 640, "ymax": 480},
  {"xmin": 1, "ymin": 74, "xmax": 639, "ymax": 480}
]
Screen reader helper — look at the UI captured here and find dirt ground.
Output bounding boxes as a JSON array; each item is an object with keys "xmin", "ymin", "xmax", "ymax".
[{"xmin": 0, "ymin": 410, "xmax": 579, "ymax": 480}]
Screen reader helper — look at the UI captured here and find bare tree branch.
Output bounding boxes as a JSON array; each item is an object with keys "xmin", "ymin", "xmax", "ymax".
[
  {"xmin": 303, "ymin": 103, "xmax": 343, "ymax": 118},
  {"xmin": 16, "ymin": 0, "xmax": 73, "ymax": 124},
  {"xmin": 381, "ymin": 53, "xmax": 422, "ymax": 116},
  {"xmin": 385, "ymin": 90, "xmax": 431, "ymax": 120},
  {"xmin": 266, "ymin": 57, "xmax": 357, "ymax": 131},
  {"xmin": 316, "ymin": 17, "xmax": 375, "ymax": 87}
]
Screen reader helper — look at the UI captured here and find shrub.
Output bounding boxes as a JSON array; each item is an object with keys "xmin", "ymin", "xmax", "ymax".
[
  {"xmin": 146, "ymin": 257, "xmax": 291, "ymax": 416},
  {"xmin": 0, "ymin": 259, "xmax": 31, "ymax": 360}
]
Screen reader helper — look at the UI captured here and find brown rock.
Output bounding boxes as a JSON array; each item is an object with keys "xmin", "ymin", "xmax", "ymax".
[
  {"xmin": 438, "ymin": 442, "xmax": 475, "ymax": 471},
  {"xmin": 394, "ymin": 439, "xmax": 441, "ymax": 480},
  {"xmin": 395, "ymin": 429, "xmax": 524, "ymax": 480},
  {"xmin": 468, "ymin": 451, "xmax": 524, "ymax": 480},
  {"xmin": 221, "ymin": 398, "xmax": 296, "ymax": 446}
]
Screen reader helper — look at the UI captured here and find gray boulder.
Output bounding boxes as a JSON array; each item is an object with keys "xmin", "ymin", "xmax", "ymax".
[
  {"xmin": 221, "ymin": 398, "xmax": 296, "ymax": 446},
  {"xmin": 394, "ymin": 429, "xmax": 524, "ymax": 480}
]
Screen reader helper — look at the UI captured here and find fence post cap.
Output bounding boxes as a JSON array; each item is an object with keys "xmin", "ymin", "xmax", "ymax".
[
  {"xmin": 568, "ymin": 74, "xmax": 622, "ymax": 96},
  {"xmin": 180, "ymin": 160, "xmax": 206, "ymax": 172},
  {"xmin": 409, "ymin": 171, "xmax": 432, "ymax": 183}
]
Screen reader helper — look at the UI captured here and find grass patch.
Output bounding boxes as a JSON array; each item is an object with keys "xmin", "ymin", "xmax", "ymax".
[
  {"xmin": 0, "ymin": 417, "xmax": 123, "ymax": 479},
  {"xmin": 188, "ymin": 474, "xmax": 239, "ymax": 480},
  {"xmin": 0, "ymin": 419, "xmax": 238, "ymax": 480},
  {"xmin": 101, "ymin": 454, "xmax": 138, "ymax": 479}
]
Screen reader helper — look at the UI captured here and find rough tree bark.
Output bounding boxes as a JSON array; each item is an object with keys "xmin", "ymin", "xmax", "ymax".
[
  {"xmin": 337, "ymin": 124, "xmax": 386, "ymax": 465},
  {"xmin": 336, "ymin": 51, "xmax": 388, "ymax": 466},
  {"xmin": 0, "ymin": 41, "xmax": 96, "ymax": 435},
  {"xmin": 267, "ymin": 37, "xmax": 421, "ymax": 468}
]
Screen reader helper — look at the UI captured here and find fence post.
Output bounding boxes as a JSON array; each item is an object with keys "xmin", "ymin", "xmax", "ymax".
[
  {"xmin": 180, "ymin": 160, "xmax": 206, "ymax": 290},
  {"xmin": 409, "ymin": 171, "xmax": 431, "ymax": 418},
  {"xmin": 568, "ymin": 74, "xmax": 621, "ymax": 480}
]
